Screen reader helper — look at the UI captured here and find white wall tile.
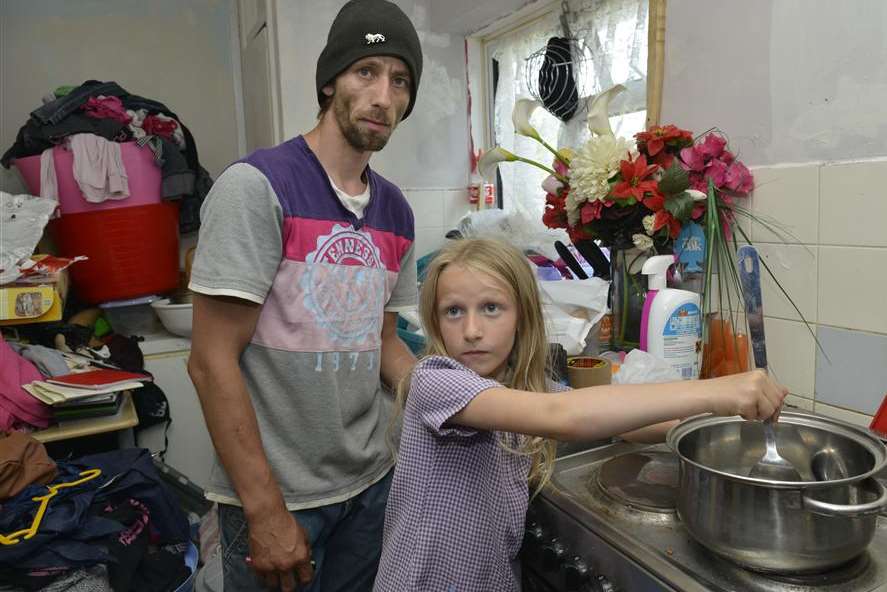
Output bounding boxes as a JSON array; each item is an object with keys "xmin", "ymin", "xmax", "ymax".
[
  {"xmin": 750, "ymin": 165, "xmax": 819, "ymax": 244},
  {"xmin": 414, "ymin": 226, "xmax": 445, "ymax": 258},
  {"xmin": 815, "ymin": 326, "xmax": 887, "ymax": 415},
  {"xmin": 785, "ymin": 394, "xmax": 814, "ymax": 412},
  {"xmin": 405, "ymin": 190, "xmax": 443, "ymax": 227},
  {"xmin": 443, "ymin": 189, "xmax": 473, "ymax": 229},
  {"xmin": 763, "ymin": 317, "xmax": 815, "ymax": 398},
  {"xmin": 812, "ymin": 402, "xmax": 874, "ymax": 429},
  {"xmin": 756, "ymin": 243, "xmax": 818, "ymax": 322},
  {"xmin": 820, "ymin": 160, "xmax": 887, "ymax": 247},
  {"xmin": 818, "ymin": 246, "xmax": 887, "ymax": 334}
]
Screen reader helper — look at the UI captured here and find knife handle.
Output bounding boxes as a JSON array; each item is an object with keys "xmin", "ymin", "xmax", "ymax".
[{"xmin": 737, "ymin": 245, "xmax": 767, "ymax": 371}]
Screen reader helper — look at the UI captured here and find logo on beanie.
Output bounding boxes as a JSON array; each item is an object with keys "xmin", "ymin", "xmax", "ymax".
[{"xmin": 365, "ymin": 33, "xmax": 386, "ymax": 44}]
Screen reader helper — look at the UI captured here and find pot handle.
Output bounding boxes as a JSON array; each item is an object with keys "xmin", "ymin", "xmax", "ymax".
[{"xmin": 802, "ymin": 478, "xmax": 887, "ymax": 517}]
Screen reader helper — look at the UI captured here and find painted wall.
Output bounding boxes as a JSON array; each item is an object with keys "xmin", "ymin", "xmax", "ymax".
[
  {"xmin": 0, "ymin": 0, "xmax": 239, "ymax": 193},
  {"xmin": 274, "ymin": 0, "xmax": 470, "ymax": 191},
  {"xmin": 662, "ymin": 0, "xmax": 887, "ymax": 166}
]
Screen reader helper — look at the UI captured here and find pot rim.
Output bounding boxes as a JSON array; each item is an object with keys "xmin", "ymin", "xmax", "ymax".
[{"xmin": 666, "ymin": 411, "xmax": 887, "ymax": 489}]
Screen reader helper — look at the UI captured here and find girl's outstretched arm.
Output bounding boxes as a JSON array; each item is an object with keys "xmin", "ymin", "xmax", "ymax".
[{"xmin": 450, "ymin": 370, "xmax": 787, "ymax": 441}]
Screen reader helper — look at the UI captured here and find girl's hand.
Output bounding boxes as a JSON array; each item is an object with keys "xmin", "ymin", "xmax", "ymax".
[{"xmin": 705, "ymin": 369, "xmax": 788, "ymax": 421}]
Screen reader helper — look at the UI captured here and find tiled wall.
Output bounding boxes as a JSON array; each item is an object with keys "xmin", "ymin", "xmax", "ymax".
[
  {"xmin": 749, "ymin": 159, "xmax": 887, "ymax": 428},
  {"xmin": 404, "ymin": 188, "xmax": 473, "ymax": 259}
]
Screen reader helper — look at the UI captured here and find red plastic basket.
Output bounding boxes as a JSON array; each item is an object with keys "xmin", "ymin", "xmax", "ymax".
[{"xmin": 49, "ymin": 202, "xmax": 180, "ymax": 304}]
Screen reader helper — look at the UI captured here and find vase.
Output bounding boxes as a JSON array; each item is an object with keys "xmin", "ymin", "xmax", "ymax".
[{"xmin": 608, "ymin": 246, "xmax": 649, "ymax": 352}]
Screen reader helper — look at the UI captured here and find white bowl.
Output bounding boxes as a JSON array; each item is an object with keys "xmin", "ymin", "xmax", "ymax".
[{"xmin": 150, "ymin": 298, "xmax": 193, "ymax": 338}]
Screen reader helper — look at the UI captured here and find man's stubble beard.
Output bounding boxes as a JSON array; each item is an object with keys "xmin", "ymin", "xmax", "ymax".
[{"xmin": 333, "ymin": 92, "xmax": 396, "ymax": 152}]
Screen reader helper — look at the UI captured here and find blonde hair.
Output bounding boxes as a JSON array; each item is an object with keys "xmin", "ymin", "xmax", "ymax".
[{"xmin": 395, "ymin": 238, "xmax": 557, "ymax": 494}]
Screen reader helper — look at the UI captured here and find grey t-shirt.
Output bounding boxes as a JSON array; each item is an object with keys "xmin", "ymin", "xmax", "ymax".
[{"xmin": 190, "ymin": 137, "xmax": 417, "ymax": 509}]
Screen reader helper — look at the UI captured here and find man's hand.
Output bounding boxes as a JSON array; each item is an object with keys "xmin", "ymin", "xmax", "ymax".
[{"xmin": 246, "ymin": 505, "xmax": 314, "ymax": 591}]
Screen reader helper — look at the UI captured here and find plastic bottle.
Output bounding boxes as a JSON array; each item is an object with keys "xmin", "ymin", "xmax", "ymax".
[
  {"xmin": 468, "ymin": 172, "xmax": 482, "ymax": 211},
  {"xmin": 640, "ymin": 255, "xmax": 702, "ymax": 380}
]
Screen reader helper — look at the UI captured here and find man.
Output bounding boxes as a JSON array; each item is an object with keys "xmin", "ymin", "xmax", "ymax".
[{"xmin": 187, "ymin": 1, "xmax": 421, "ymax": 590}]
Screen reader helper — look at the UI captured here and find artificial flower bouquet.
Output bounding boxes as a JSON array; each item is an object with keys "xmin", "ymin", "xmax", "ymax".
[{"xmin": 478, "ymin": 85, "xmax": 794, "ymax": 373}]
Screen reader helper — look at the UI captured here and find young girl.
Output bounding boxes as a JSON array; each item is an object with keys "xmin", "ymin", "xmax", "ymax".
[{"xmin": 373, "ymin": 238, "xmax": 787, "ymax": 592}]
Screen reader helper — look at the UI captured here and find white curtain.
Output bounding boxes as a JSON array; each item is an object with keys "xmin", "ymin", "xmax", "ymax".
[{"xmin": 489, "ymin": 0, "xmax": 649, "ymax": 221}]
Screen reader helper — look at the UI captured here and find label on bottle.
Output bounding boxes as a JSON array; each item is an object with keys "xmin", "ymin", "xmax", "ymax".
[
  {"xmin": 483, "ymin": 183, "xmax": 495, "ymax": 207},
  {"xmin": 662, "ymin": 302, "xmax": 701, "ymax": 379}
]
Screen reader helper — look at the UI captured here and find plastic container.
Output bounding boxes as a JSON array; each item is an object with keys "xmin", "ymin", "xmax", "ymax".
[
  {"xmin": 48, "ymin": 202, "xmax": 180, "ymax": 304},
  {"xmin": 151, "ymin": 298, "xmax": 192, "ymax": 338},
  {"xmin": 14, "ymin": 141, "xmax": 162, "ymax": 214},
  {"xmin": 99, "ymin": 296, "xmax": 163, "ymax": 336},
  {"xmin": 640, "ymin": 255, "xmax": 702, "ymax": 380}
]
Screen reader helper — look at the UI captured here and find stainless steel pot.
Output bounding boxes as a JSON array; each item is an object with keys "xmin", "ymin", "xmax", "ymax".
[{"xmin": 666, "ymin": 411, "xmax": 887, "ymax": 574}]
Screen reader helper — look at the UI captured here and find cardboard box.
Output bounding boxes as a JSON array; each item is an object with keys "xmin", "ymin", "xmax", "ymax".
[{"xmin": 0, "ymin": 256, "xmax": 69, "ymax": 325}]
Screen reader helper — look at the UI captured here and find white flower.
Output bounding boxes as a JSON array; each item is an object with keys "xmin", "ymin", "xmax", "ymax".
[
  {"xmin": 587, "ymin": 84, "xmax": 626, "ymax": 137},
  {"xmin": 512, "ymin": 98, "xmax": 543, "ymax": 141},
  {"xmin": 687, "ymin": 189, "xmax": 707, "ymax": 201},
  {"xmin": 568, "ymin": 134, "xmax": 635, "ymax": 207},
  {"xmin": 632, "ymin": 233, "xmax": 654, "ymax": 251},
  {"xmin": 642, "ymin": 214, "xmax": 656, "ymax": 235},
  {"xmin": 477, "ymin": 146, "xmax": 517, "ymax": 181}
]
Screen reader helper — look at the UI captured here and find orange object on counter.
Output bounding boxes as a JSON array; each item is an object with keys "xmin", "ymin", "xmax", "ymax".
[{"xmin": 702, "ymin": 316, "xmax": 749, "ymax": 378}]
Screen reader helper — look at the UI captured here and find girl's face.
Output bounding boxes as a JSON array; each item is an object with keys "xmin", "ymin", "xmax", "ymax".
[{"xmin": 436, "ymin": 264, "xmax": 518, "ymax": 379}]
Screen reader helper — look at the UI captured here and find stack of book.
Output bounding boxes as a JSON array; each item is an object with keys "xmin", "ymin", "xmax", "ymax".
[{"xmin": 24, "ymin": 369, "xmax": 150, "ymax": 421}]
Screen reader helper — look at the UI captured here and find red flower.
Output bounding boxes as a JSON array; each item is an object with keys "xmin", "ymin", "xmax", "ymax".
[
  {"xmin": 542, "ymin": 192, "xmax": 568, "ymax": 229},
  {"xmin": 567, "ymin": 224, "xmax": 595, "ymax": 244},
  {"xmin": 652, "ymin": 210, "xmax": 681, "ymax": 239},
  {"xmin": 580, "ymin": 200, "xmax": 604, "ymax": 224},
  {"xmin": 612, "ymin": 154, "xmax": 659, "ymax": 203},
  {"xmin": 642, "ymin": 190, "xmax": 665, "ymax": 212},
  {"xmin": 636, "ymin": 125, "xmax": 693, "ymax": 156}
]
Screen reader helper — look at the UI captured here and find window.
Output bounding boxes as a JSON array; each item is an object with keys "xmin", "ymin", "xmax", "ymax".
[{"xmin": 480, "ymin": 0, "xmax": 660, "ymax": 221}]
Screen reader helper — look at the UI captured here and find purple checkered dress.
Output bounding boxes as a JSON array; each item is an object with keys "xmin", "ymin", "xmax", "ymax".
[{"xmin": 374, "ymin": 356, "xmax": 565, "ymax": 591}]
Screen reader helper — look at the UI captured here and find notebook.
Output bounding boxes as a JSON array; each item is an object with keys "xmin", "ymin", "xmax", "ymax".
[{"xmin": 46, "ymin": 369, "xmax": 151, "ymax": 390}]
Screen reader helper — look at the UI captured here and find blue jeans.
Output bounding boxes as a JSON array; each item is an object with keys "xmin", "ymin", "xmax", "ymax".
[{"xmin": 218, "ymin": 470, "xmax": 392, "ymax": 591}]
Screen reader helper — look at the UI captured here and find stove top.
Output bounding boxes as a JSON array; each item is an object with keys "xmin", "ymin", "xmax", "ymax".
[{"xmin": 532, "ymin": 441, "xmax": 887, "ymax": 592}]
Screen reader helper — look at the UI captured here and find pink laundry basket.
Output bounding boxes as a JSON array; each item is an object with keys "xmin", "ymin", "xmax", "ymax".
[{"xmin": 14, "ymin": 141, "xmax": 162, "ymax": 214}]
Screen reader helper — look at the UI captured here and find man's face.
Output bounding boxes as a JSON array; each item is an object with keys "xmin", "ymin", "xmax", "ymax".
[{"xmin": 325, "ymin": 56, "xmax": 412, "ymax": 152}]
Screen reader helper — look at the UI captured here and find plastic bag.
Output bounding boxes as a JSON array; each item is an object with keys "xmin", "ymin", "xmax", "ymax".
[
  {"xmin": 539, "ymin": 278, "xmax": 610, "ymax": 355},
  {"xmin": 0, "ymin": 192, "xmax": 58, "ymax": 284},
  {"xmin": 612, "ymin": 349, "xmax": 682, "ymax": 384},
  {"xmin": 456, "ymin": 209, "xmax": 567, "ymax": 262}
]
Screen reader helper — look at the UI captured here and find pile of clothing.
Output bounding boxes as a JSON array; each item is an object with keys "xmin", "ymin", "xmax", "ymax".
[
  {"xmin": 1, "ymin": 80, "xmax": 212, "ymax": 233},
  {"xmin": 0, "ymin": 438, "xmax": 192, "ymax": 591},
  {"xmin": 1, "ymin": 326, "xmax": 173, "ymax": 456}
]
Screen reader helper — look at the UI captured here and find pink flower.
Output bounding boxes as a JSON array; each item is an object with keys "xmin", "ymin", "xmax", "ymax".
[
  {"xmin": 704, "ymin": 158, "xmax": 728, "ymax": 187},
  {"xmin": 725, "ymin": 161, "xmax": 754, "ymax": 194},
  {"xmin": 680, "ymin": 146, "xmax": 706, "ymax": 172},
  {"xmin": 699, "ymin": 134, "xmax": 727, "ymax": 159}
]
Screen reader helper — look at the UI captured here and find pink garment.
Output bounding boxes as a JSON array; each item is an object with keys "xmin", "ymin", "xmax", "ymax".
[
  {"xmin": 40, "ymin": 147, "xmax": 59, "ymax": 200},
  {"xmin": 81, "ymin": 95, "xmax": 132, "ymax": 125},
  {"xmin": 69, "ymin": 133, "xmax": 130, "ymax": 203},
  {"xmin": 0, "ymin": 339, "xmax": 52, "ymax": 430}
]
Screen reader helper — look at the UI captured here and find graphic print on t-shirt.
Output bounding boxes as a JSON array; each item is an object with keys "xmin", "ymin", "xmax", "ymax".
[{"xmin": 302, "ymin": 223, "xmax": 385, "ymax": 346}]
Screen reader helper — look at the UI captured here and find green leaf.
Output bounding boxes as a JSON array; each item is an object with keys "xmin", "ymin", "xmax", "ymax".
[
  {"xmin": 657, "ymin": 160, "xmax": 690, "ymax": 196},
  {"xmin": 664, "ymin": 192, "xmax": 694, "ymax": 221}
]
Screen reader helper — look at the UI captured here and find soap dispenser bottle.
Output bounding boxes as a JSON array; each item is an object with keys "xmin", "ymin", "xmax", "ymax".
[{"xmin": 640, "ymin": 255, "xmax": 702, "ymax": 380}]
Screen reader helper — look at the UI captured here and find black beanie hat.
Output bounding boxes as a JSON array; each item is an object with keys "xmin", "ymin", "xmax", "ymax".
[{"xmin": 316, "ymin": 0, "xmax": 423, "ymax": 121}]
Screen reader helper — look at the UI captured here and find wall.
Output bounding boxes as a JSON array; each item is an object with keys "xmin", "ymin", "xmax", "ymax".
[
  {"xmin": 0, "ymin": 0, "xmax": 240, "ymax": 194},
  {"xmin": 662, "ymin": 0, "xmax": 887, "ymax": 426},
  {"xmin": 274, "ymin": 0, "xmax": 475, "ymax": 257}
]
